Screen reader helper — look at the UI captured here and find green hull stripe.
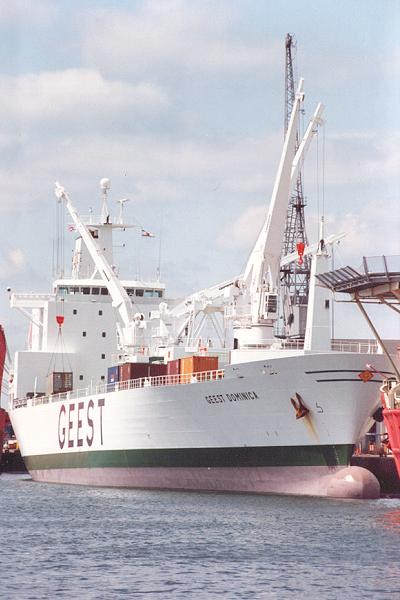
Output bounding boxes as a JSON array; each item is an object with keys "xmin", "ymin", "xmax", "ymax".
[{"xmin": 24, "ymin": 444, "xmax": 354, "ymax": 471}]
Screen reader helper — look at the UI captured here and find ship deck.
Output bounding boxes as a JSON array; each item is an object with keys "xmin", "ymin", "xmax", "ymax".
[{"xmin": 10, "ymin": 337, "xmax": 383, "ymax": 411}]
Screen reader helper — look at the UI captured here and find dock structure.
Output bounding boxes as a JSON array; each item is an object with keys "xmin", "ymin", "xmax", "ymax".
[
  {"xmin": 317, "ymin": 255, "xmax": 400, "ymax": 482},
  {"xmin": 316, "ymin": 255, "xmax": 400, "ymax": 379}
]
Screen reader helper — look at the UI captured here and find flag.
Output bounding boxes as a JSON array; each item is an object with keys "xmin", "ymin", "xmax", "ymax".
[
  {"xmin": 67, "ymin": 224, "xmax": 76, "ymax": 232},
  {"xmin": 141, "ymin": 229, "xmax": 155, "ymax": 238}
]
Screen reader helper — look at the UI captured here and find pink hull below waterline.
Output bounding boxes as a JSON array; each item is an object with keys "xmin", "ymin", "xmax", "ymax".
[{"xmin": 28, "ymin": 465, "xmax": 380, "ymax": 499}]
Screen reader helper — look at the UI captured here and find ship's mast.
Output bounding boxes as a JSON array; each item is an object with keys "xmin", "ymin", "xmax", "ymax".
[{"xmin": 280, "ymin": 34, "xmax": 311, "ymax": 338}]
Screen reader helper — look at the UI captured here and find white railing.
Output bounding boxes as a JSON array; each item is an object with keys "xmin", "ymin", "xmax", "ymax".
[
  {"xmin": 330, "ymin": 339, "xmax": 379, "ymax": 354},
  {"xmin": 11, "ymin": 292, "xmax": 54, "ymax": 300},
  {"xmin": 239, "ymin": 339, "xmax": 305, "ymax": 351},
  {"xmin": 12, "ymin": 368, "xmax": 225, "ymax": 410},
  {"xmin": 238, "ymin": 338, "xmax": 379, "ymax": 354},
  {"xmin": 11, "ymin": 338, "xmax": 381, "ymax": 411},
  {"xmin": 11, "ymin": 292, "xmax": 55, "ymax": 307}
]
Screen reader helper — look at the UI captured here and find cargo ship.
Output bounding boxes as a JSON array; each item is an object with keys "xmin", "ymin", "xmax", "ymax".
[{"xmin": 8, "ymin": 77, "xmax": 394, "ymax": 499}]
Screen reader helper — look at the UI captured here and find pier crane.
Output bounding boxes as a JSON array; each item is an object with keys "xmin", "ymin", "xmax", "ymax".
[{"xmin": 280, "ymin": 33, "xmax": 311, "ymax": 339}]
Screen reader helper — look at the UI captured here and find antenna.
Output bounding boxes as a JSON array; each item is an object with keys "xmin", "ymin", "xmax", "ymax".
[
  {"xmin": 156, "ymin": 209, "xmax": 164, "ymax": 281},
  {"xmin": 54, "ymin": 189, "xmax": 65, "ymax": 278},
  {"xmin": 117, "ymin": 198, "xmax": 130, "ymax": 224},
  {"xmin": 280, "ymin": 33, "xmax": 310, "ymax": 338},
  {"xmin": 100, "ymin": 178, "xmax": 111, "ymax": 224}
]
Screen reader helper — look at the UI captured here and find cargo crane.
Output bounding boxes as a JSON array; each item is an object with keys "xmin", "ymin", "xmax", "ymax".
[
  {"xmin": 154, "ymin": 79, "xmax": 325, "ymax": 353},
  {"xmin": 280, "ymin": 33, "xmax": 311, "ymax": 339},
  {"xmin": 152, "ymin": 277, "xmax": 239, "ymax": 351},
  {"xmin": 232, "ymin": 79, "xmax": 324, "ymax": 348},
  {"xmin": 55, "ymin": 181, "xmax": 144, "ymax": 357}
]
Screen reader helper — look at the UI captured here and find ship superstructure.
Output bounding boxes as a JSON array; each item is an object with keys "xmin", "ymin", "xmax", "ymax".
[
  {"xmin": 8, "ymin": 73, "xmax": 394, "ymax": 499},
  {"xmin": 11, "ymin": 179, "xmax": 167, "ymax": 402}
]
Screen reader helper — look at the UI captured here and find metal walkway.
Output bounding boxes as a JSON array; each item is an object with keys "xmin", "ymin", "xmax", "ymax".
[{"xmin": 316, "ymin": 255, "xmax": 400, "ymax": 299}]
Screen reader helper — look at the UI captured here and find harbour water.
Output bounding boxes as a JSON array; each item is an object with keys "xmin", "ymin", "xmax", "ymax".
[{"xmin": 1, "ymin": 474, "xmax": 399, "ymax": 599}]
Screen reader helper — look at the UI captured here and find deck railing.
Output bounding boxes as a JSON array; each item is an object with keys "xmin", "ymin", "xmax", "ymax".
[
  {"xmin": 11, "ymin": 338, "xmax": 380, "ymax": 410},
  {"xmin": 238, "ymin": 339, "xmax": 379, "ymax": 354},
  {"xmin": 330, "ymin": 339, "xmax": 379, "ymax": 354},
  {"xmin": 239, "ymin": 339, "xmax": 305, "ymax": 351},
  {"xmin": 12, "ymin": 368, "xmax": 225, "ymax": 409}
]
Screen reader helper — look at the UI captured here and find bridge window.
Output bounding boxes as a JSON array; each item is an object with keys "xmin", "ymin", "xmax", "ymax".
[
  {"xmin": 81, "ymin": 287, "xmax": 90, "ymax": 295},
  {"xmin": 92, "ymin": 287, "xmax": 100, "ymax": 295},
  {"xmin": 100, "ymin": 288, "xmax": 109, "ymax": 296},
  {"xmin": 135, "ymin": 289, "xmax": 144, "ymax": 297}
]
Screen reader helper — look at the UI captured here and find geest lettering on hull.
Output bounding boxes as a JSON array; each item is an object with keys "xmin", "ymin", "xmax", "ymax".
[
  {"xmin": 58, "ymin": 398, "xmax": 105, "ymax": 450},
  {"xmin": 205, "ymin": 391, "xmax": 259, "ymax": 405}
]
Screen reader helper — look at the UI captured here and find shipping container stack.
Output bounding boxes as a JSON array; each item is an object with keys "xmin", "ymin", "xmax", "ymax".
[
  {"xmin": 108, "ymin": 363, "xmax": 168, "ymax": 387},
  {"xmin": 106, "ymin": 355, "xmax": 219, "ymax": 388},
  {"xmin": 46, "ymin": 372, "xmax": 73, "ymax": 395},
  {"xmin": 179, "ymin": 356, "xmax": 219, "ymax": 384},
  {"xmin": 167, "ymin": 358, "xmax": 181, "ymax": 378}
]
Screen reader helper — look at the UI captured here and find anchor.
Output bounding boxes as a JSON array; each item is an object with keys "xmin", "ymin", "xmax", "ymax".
[{"xmin": 290, "ymin": 392, "xmax": 310, "ymax": 419}]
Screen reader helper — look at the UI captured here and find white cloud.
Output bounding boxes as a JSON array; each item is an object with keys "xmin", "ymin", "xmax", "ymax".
[
  {"xmin": 0, "ymin": 131, "xmax": 279, "ymax": 212},
  {"xmin": 82, "ymin": 1, "xmax": 280, "ymax": 78},
  {"xmin": 324, "ymin": 131, "xmax": 400, "ymax": 186},
  {"xmin": 0, "ymin": 69, "xmax": 169, "ymax": 127},
  {"xmin": 0, "ymin": 248, "xmax": 27, "ymax": 280},
  {"xmin": 326, "ymin": 199, "xmax": 400, "ymax": 266},
  {"xmin": 217, "ymin": 204, "xmax": 266, "ymax": 250},
  {"xmin": 9, "ymin": 248, "xmax": 26, "ymax": 270},
  {"xmin": 0, "ymin": 0, "xmax": 56, "ymax": 26}
]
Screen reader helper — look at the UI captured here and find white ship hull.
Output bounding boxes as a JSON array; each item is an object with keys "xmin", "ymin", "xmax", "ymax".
[{"xmin": 9, "ymin": 352, "xmax": 389, "ymax": 498}]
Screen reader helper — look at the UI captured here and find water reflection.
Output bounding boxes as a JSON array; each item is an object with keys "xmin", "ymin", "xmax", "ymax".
[{"xmin": 377, "ymin": 508, "xmax": 400, "ymax": 532}]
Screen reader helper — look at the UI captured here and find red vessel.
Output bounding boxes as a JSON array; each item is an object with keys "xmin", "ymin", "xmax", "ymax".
[
  {"xmin": 317, "ymin": 255, "xmax": 400, "ymax": 490},
  {"xmin": 0, "ymin": 408, "xmax": 6, "ymax": 464},
  {"xmin": 381, "ymin": 382, "xmax": 400, "ymax": 478}
]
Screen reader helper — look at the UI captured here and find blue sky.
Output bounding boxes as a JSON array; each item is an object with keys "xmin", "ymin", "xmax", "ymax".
[{"xmin": 0, "ymin": 0, "xmax": 399, "ymax": 353}]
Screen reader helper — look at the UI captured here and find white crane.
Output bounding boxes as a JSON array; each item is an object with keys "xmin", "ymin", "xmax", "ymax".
[
  {"xmin": 153, "ymin": 80, "xmax": 326, "ymax": 351},
  {"xmin": 55, "ymin": 181, "xmax": 141, "ymax": 355},
  {"xmin": 233, "ymin": 80, "xmax": 324, "ymax": 345}
]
